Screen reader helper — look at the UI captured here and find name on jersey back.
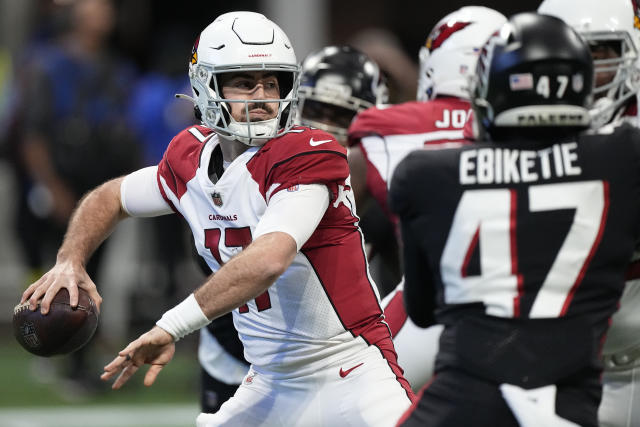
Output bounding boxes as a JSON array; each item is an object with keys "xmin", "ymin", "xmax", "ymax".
[{"xmin": 460, "ymin": 142, "xmax": 581, "ymax": 185}]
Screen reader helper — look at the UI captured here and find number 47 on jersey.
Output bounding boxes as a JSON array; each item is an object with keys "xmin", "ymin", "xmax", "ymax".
[{"xmin": 440, "ymin": 180, "xmax": 608, "ymax": 319}]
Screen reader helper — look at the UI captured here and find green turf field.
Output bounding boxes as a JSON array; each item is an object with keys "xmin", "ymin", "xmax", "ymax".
[
  {"xmin": 0, "ymin": 335, "xmax": 200, "ymax": 406},
  {"xmin": 0, "ymin": 330, "xmax": 201, "ymax": 426}
]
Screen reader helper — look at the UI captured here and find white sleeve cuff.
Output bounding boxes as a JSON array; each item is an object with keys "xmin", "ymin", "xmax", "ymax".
[
  {"xmin": 156, "ymin": 294, "xmax": 211, "ymax": 341},
  {"xmin": 253, "ymin": 184, "xmax": 330, "ymax": 251},
  {"xmin": 121, "ymin": 166, "xmax": 174, "ymax": 217}
]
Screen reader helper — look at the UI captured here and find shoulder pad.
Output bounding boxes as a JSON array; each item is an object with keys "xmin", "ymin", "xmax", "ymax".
[
  {"xmin": 254, "ymin": 126, "xmax": 345, "ymax": 163},
  {"xmin": 158, "ymin": 125, "xmax": 214, "ymax": 200},
  {"xmin": 247, "ymin": 126, "xmax": 348, "ymax": 201},
  {"xmin": 348, "ymin": 99, "xmax": 472, "ymax": 145}
]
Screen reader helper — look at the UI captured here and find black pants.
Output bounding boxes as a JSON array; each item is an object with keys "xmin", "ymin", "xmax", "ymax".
[
  {"xmin": 200, "ymin": 368, "xmax": 242, "ymax": 414},
  {"xmin": 399, "ymin": 367, "xmax": 600, "ymax": 427}
]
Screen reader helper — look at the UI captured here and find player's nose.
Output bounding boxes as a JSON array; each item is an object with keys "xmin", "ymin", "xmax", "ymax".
[{"xmin": 251, "ymin": 83, "xmax": 268, "ymax": 99}]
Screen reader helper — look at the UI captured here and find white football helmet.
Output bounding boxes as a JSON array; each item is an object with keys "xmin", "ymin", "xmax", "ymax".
[
  {"xmin": 538, "ymin": 0, "xmax": 640, "ymax": 127},
  {"xmin": 186, "ymin": 12, "xmax": 300, "ymax": 146},
  {"xmin": 417, "ymin": 6, "xmax": 506, "ymax": 101}
]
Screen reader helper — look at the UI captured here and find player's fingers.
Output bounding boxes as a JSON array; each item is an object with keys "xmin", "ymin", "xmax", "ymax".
[
  {"xmin": 81, "ymin": 279, "xmax": 102, "ymax": 313},
  {"xmin": 143, "ymin": 364, "xmax": 164, "ymax": 387},
  {"xmin": 103, "ymin": 346, "xmax": 134, "ymax": 372},
  {"xmin": 112, "ymin": 363, "xmax": 139, "ymax": 389},
  {"xmin": 102, "ymin": 357, "xmax": 124, "ymax": 376},
  {"xmin": 40, "ymin": 283, "xmax": 66, "ymax": 315},
  {"xmin": 100, "ymin": 365, "xmax": 121, "ymax": 381},
  {"xmin": 21, "ymin": 276, "xmax": 45, "ymax": 303},
  {"xmin": 27, "ymin": 279, "xmax": 52, "ymax": 311},
  {"xmin": 67, "ymin": 284, "xmax": 79, "ymax": 309}
]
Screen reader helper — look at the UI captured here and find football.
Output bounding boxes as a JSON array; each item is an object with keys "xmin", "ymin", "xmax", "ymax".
[{"xmin": 13, "ymin": 288, "xmax": 99, "ymax": 357}]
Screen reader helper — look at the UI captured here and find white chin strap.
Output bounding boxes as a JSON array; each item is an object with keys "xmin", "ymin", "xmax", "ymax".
[{"xmin": 227, "ymin": 116, "xmax": 279, "ymax": 146}]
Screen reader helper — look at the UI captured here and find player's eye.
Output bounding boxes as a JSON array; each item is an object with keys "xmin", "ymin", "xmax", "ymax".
[{"xmin": 235, "ymin": 80, "xmax": 254, "ymax": 90}]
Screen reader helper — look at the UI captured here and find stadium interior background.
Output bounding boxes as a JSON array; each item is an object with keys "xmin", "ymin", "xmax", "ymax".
[{"xmin": 0, "ymin": 0, "xmax": 542, "ymax": 426}]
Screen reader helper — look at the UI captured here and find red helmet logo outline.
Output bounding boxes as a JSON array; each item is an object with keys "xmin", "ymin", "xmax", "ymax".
[
  {"xmin": 426, "ymin": 22, "xmax": 472, "ymax": 52},
  {"xmin": 191, "ymin": 34, "xmax": 200, "ymax": 65}
]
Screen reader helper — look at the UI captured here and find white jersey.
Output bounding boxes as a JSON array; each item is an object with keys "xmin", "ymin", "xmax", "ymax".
[
  {"xmin": 348, "ymin": 98, "xmax": 470, "ymax": 219},
  {"xmin": 156, "ymin": 125, "xmax": 410, "ymax": 389}
]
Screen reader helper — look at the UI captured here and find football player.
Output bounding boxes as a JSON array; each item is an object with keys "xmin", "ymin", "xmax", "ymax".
[
  {"xmin": 347, "ymin": 6, "xmax": 507, "ymax": 391},
  {"xmin": 195, "ymin": 44, "xmax": 390, "ymax": 415},
  {"xmin": 391, "ymin": 12, "xmax": 640, "ymax": 427},
  {"xmin": 21, "ymin": 12, "xmax": 414, "ymax": 426},
  {"xmin": 538, "ymin": 1, "xmax": 640, "ymax": 426},
  {"xmin": 297, "ymin": 45, "xmax": 389, "ymax": 147}
]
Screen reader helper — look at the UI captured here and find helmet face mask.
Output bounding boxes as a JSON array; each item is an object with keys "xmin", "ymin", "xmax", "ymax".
[
  {"xmin": 538, "ymin": 0, "xmax": 640, "ymax": 127},
  {"xmin": 586, "ymin": 32, "xmax": 640, "ymax": 127},
  {"xmin": 296, "ymin": 46, "xmax": 388, "ymax": 144},
  {"xmin": 187, "ymin": 12, "xmax": 301, "ymax": 146},
  {"xmin": 298, "ymin": 98, "xmax": 360, "ymax": 140}
]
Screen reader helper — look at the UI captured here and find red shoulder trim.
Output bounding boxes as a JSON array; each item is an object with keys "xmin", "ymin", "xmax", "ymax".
[
  {"xmin": 157, "ymin": 125, "xmax": 213, "ymax": 207},
  {"xmin": 247, "ymin": 127, "xmax": 348, "ymax": 201}
]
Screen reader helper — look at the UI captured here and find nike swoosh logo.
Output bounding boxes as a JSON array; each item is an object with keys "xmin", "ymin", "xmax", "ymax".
[
  {"xmin": 339, "ymin": 362, "xmax": 364, "ymax": 378},
  {"xmin": 309, "ymin": 138, "xmax": 332, "ymax": 146}
]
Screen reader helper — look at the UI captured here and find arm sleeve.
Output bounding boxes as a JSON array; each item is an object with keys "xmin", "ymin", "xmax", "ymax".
[
  {"xmin": 390, "ymin": 153, "xmax": 437, "ymax": 327},
  {"xmin": 253, "ymin": 184, "xmax": 330, "ymax": 251},
  {"xmin": 120, "ymin": 166, "xmax": 174, "ymax": 217},
  {"xmin": 400, "ymin": 217, "xmax": 437, "ymax": 328}
]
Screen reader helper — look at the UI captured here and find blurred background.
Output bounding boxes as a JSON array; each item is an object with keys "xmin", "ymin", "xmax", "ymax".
[{"xmin": 0, "ymin": 0, "xmax": 540, "ymax": 426}]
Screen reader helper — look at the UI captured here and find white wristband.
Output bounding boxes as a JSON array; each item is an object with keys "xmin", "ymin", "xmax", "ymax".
[{"xmin": 156, "ymin": 294, "xmax": 211, "ymax": 341}]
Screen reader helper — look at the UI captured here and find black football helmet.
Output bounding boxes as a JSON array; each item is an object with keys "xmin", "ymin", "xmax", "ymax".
[
  {"xmin": 472, "ymin": 13, "xmax": 594, "ymax": 140},
  {"xmin": 296, "ymin": 46, "xmax": 388, "ymax": 143}
]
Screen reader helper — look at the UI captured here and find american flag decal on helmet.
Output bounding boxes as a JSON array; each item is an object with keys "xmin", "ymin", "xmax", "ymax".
[
  {"xmin": 191, "ymin": 35, "xmax": 200, "ymax": 65},
  {"xmin": 426, "ymin": 21, "xmax": 472, "ymax": 52}
]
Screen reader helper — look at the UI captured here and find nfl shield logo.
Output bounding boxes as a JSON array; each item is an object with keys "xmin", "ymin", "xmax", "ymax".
[
  {"xmin": 21, "ymin": 321, "xmax": 41, "ymax": 348},
  {"xmin": 212, "ymin": 192, "xmax": 223, "ymax": 207},
  {"xmin": 572, "ymin": 73, "xmax": 584, "ymax": 93}
]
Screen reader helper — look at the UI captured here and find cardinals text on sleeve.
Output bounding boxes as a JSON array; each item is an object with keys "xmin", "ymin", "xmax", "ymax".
[{"xmin": 459, "ymin": 142, "xmax": 581, "ymax": 185}]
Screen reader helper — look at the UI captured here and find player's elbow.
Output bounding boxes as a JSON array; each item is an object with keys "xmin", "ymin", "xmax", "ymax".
[
  {"xmin": 259, "ymin": 254, "xmax": 290, "ymax": 281},
  {"xmin": 252, "ymin": 232, "xmax": 297, "ymax": 280},
  {"xmin": 405, "ymin": 302, "xmax": 436, "ymax": 328}
]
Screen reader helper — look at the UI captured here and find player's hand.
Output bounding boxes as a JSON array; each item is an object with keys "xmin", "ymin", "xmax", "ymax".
[
  {"xmin": 20, "ymin": 260, "xmax": 102, "ymax": 315},
  {"xmin": 101, "ymin": 326, "xmax": 176, "ymax": 389}
]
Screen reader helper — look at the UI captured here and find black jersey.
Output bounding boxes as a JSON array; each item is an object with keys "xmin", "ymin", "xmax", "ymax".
[{"xmin": 390, "ymin": 123, "xmax": 640, "ymax": 390}]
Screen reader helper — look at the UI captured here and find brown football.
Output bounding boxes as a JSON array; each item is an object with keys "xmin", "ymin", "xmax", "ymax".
[{"xmin": 13, "ymin": 288, "xmax": 99, "ymax": 357}]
